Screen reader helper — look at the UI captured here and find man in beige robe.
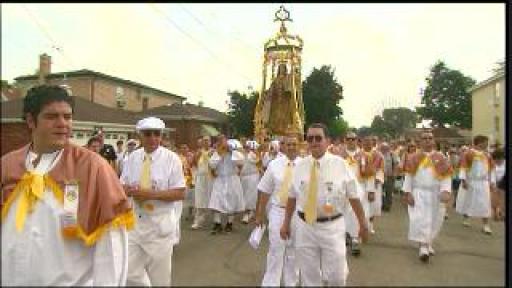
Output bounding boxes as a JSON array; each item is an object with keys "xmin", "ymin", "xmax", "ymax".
[{"xmin": 1, "ymin": 85, "xmax": 134, "ymax": 286}]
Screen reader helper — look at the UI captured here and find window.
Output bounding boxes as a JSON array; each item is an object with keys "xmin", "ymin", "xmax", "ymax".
[
  {"xmin": 105, "ymin": 134, "xmax": 111, "ymax": 139},
  {"xmin": 112, "ymin": 134, "xmax": 118, "ymax": 139},
  {"xmin": 116, "ymin": 86, "xmax": 126, "ymax": 108},
  {"xmin": 76, "ymin": 132, "xmax": 84, "ymax": 139}
]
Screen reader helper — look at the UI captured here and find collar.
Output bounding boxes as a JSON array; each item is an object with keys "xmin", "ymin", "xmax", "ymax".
[
  {"xmin": 310, "ymin": 151, "xmax": 330, "ymax": 165},
  {"xmin": 140, "ymin": 146, "xmax": 162, "ymax": 160}
]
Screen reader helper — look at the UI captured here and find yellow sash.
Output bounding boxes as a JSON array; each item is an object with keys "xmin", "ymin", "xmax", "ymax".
[{"xmin": 1, "ymin": 171, "xmax": 64, "ymax": 232}]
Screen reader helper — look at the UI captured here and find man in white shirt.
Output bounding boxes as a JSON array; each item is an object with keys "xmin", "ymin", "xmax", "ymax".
[
  {"xmin": 2, "ymin": 85, "xmax": 133, "ymax": 286},
  {"xmin": 280, "ymin": 123, "xmax": 368, "ymax": 286},
  {"xmin": 255, "ymin": 134, "xmax": 301, "ymax": 286},
  {"xmin": 121, "ymin": 117, "xmax": 186, "ymax": 286}
]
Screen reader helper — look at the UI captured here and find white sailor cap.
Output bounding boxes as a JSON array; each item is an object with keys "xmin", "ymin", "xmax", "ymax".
[
  {"xmin": 245, "ymin": 140, "xmax": 259, "ymax": 150},
  {"xmin": 227, "ymin": 139, "xmax": 243, "ymax": 151},
  {"xmin": 136, "ymin": 117, "xmax": 165, "ymax": 131},
  {"xmin": 126, "ymin": 138, "xmax": 137, "ymax": 145},
  {"xmin": 270, "ymin": 140, "xmax": 280, "ymax": 151}
]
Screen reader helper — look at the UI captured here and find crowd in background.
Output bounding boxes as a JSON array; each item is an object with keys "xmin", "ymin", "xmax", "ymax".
[{"xmin": 86, "ymin": 131, "xmax": 507, "ymax": 232}]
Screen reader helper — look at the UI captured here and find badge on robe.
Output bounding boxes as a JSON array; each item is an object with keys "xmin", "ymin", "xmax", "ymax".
[{"xmin": 61, "ymin": 180, "xmax": 79, "ymax": 237}]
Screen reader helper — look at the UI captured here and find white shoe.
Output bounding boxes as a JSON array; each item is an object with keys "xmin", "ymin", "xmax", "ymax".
[
  {"xmin": 368, "ymin": 222, "xmax": 375, "ymax": 234},
  {"xmin": 191, "ymin": 223, "xmax": 201, "ymax": 230},
  {"xmin": 482, "ymin": 225, "xmax": 492, "ymax": 235},
  {"xmin": 419, "ymin": 246, "xmax": 429, "ymax": 262},
  {"xmin": 242, "ymin": 214, "xmax": 249, "ymax": 224},
  {"xmin": 428, "ymin": 244, "xmax": 435, "ymax": 256},
  {"xmin": 462, "ymin": 219, "xmax": 470, "ymax": 227}
]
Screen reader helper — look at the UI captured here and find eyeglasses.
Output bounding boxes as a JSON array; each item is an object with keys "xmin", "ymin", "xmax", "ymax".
[
  {"xmin": 143, "ymin": 130, "xmax": 162, "ymax": 137},
  {"xmin": 306, "ymin": 135, "xmax": 324, "ymax": 143}
]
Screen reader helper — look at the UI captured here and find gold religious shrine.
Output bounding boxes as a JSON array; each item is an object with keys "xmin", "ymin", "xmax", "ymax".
[{"xmin": 254, "ymin": 6, "xmax": 305, "ymax": 142}]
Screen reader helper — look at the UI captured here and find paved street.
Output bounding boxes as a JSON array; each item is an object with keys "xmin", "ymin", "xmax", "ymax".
[{"xmin": 172, "ymin": 195, "xmax": 505, "ymax": 286}]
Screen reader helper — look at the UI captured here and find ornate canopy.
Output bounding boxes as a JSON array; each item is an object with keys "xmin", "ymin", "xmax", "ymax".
[{"xmin": 254, "ymin": 5, "xmax": 305, "ymax": 142}]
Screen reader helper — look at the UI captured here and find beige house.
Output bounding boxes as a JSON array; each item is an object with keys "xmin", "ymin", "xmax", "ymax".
[{"xmin": 469, "ymin": 72, "xmax": 505, "ymax": 145}]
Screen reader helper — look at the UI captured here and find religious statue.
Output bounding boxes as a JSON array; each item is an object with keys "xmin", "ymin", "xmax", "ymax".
[{"xmin": 254, "ymin": 6, "xmax": 304, "ymax": 143}]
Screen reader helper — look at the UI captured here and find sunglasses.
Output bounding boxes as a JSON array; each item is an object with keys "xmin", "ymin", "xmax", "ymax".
[
  {"xmin": 306, "ymin": 135, "xmax": 324, "ymax": 143},
  {"xmin": 346, "ymin": 138, "xmax": 356, "ymax": 141},
  {"xmin": 143, "ymin": 130, "xmax": 162, "ymax": 137},
  {"xmin": 422, "ymin": 137, "xmax": 433, "ymax": 140}
]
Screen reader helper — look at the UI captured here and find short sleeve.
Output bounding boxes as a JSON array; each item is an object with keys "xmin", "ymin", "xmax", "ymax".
[
  {"xmin": 257, "ymin": 163, "xmax": 274, "ymax": 194},
  {"xmin": 345, "ymin": 166, "xmax": 359, "ymax": 199},
  {"xmin": 168, "ymin": 153, "xmax": 186, "ymax": 189},
  {"xmin": 288, "ymin": 168, "xmax": 300, "ymax": 199}
]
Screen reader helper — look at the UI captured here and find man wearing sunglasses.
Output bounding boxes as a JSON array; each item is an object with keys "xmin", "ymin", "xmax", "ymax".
[
  {"xmin": 402, "ymin": 131, "xmax": 452, "ymax": 262},
  {"xmin": 280, "ymin": 123, "xmax": 368, "ymax": 286},
  {"xmin": 121, "ymin": 117, "xmax": 186, "ymax": 286},
  {"xmin": 339, "ymin": 132, "xmax": 367, "ymax": 256}
]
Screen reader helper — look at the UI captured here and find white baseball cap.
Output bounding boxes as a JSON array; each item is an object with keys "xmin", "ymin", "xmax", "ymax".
[{"xmin": 136, "ymin": 117, "xmax": 165, "ymax": 131}]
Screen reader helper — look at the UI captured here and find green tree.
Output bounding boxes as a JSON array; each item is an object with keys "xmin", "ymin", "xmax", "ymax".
[
  {"xmin": 416, "ymin": 61, "xmax": 475, "ymax": 128},
  {"xmin": 302, "ymin": 65, "xmax": 345, "ymax": 135},
  {"xmin": 371, "ymin": 107, "xmax": 418, "ymax": 138},
  {"xmin": 329, "ymin": 118, "xmax": 350, "ymax": 138},
  {"xmin": 356, "ymin": 126, "xmax": 373, "ymax": 138},
  {"xmin": 226, "ymin": 90, "xmax": 258, "ymax": 138}
]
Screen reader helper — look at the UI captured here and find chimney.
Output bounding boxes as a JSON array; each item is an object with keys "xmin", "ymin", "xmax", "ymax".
[{"xmin": 38, "ymin": 53, "xmax": 51, "ymax": 84}]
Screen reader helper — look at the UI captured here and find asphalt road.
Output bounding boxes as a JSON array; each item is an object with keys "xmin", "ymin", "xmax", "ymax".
[{"xmin": 171, "ymin": 195, "xmax": 505, "ymax": 286}]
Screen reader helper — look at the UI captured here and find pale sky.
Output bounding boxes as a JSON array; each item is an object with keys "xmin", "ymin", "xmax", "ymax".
[{"xmin": 1, "ymin": 3, "xmax": 505, "ymax": 128}]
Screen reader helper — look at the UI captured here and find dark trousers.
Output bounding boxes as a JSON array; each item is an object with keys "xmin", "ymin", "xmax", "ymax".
[
  {"xmin": 382, "ymin": 176, "xmax": 394, "ymax": 211},
  {"xmin": 452, "ymin": 178, "xmax": 461, "ymax": 208}
]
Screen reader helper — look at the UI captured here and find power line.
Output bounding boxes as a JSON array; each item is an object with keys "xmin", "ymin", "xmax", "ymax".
[
  {"xmin": 146, "ymin": 3, "xmax": 253, "ymax": 84},
  {"xmin": 177, "ymin": 4, "xmax": 261, "ymax": 56},
  {"xmin": 21, "ymin": 4, "xmax": 76, "ymax": 69}
]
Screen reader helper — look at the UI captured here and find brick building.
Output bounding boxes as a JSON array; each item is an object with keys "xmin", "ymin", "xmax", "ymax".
[
  {"xmin": 403, "ymin": 127, "xmax": 471, "ymax": 152},
  {"xmin": 140, "ymin": 103, "xmax": 228, "ymax": 149},
  {"xmin": 13, "ymin": 54, "xmax": 185, "ymax": 112},
  {"xmin": 1, "ymin": 96, "xmax": 177, "ymax": 156},
  {"xmin": 2, "ymin": 53, "xmax": 229, "ymax": 154}
]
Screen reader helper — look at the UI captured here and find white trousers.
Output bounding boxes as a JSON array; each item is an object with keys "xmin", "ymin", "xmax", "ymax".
[
  {"xmin": 127, "ymin": 241, "xmax": 173, "ymax": 286},
  {"xmin": 295, "ymin": 214, "xmax": 348, "ymax": 287},
  {"xmin": 261, "ymin": 205, "xmax": 298, "ymax": 286}
]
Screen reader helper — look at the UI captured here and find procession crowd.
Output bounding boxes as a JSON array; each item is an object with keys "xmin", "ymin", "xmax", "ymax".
[{"xmin": 2, "ymin": 85, "xmax": 506, "ymax": 286}]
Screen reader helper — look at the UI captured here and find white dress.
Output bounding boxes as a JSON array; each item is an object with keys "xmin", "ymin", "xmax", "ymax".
[
  {"xmin": 342, "ymin": 149, "xmax": 366, "ymax": 238},
  {"xmin": 402, "ymin": 153, "xmax": 451, "ymax": 244},
  {"xmin": 240, "ymin": 151, "xmax": 260, "ymax": 211},
  {"xmin": 208, "ymin": 151, "xmax": 245, "ymax": 213},
  {"xmin": 194, "ymin": 149, "xmax": 213, "ymax": 209},
  {"xmin": 455, "ymin": 152, "xmax": 495, "ymax": 217}
]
